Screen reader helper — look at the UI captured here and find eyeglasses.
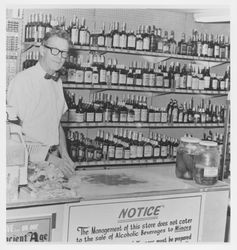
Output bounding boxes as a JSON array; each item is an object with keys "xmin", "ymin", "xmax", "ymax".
[{"xmin": 44, "ymin": 44, "xmax": 69, "ymax": 59}]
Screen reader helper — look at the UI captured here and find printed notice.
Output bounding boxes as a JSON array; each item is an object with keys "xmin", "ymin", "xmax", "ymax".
[
  {"xmin": 7, "ymin": 216, "xmax": 52, "ymax": 242},
  {"xmin": 67, "ymin": 196, "xmax": 202, "ymax": 243}
]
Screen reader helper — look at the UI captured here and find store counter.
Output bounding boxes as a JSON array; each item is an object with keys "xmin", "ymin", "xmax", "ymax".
[{"xmin": 6, "ymin": 165, "xmax": 230, "ymax": 243}]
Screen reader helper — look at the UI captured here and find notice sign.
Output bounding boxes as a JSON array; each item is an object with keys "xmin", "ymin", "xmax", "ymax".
[
  {"xmin": 7, "ymin": 216, "xmax": 52, "ymax": 242},
  {"xmin": 67, "ymin": 195, "xmax": 202, "ymax": 243}
]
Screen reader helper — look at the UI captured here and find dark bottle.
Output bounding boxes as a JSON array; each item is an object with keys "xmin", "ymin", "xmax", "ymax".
[
  {"xmin": 156, "ymin": 28, "xmax": 163, "ymax": 53},
  {"xmin": 219, "ymin": 35, "xmax": 226, "ymax": 59},
  {"xmin": 45, "ymin": 14, "xmax": 52, "ymax": 34},
  {"xmin": 172, "ymin": 100, "xmax": 179, "ymax": 123},
  {"xmin": 224, "ymin": 35, "xmax": 230, "ymax": 60},
  {"xmin": 134, "ymin": 62, "xmax": 143, "ymax": 87},
  {"xmin": 160, "ymin": 107, "xmax": 168, "ymax": 123},
  {"xmin": 97, "ymin": 23, "xmax": 105, "ymax": 47},
  {"xmin": 142, "ymin": 25, "xmax": 151, "ymax": 51},
  {"xmin": 85, "ymin": 138, "xmax": 95, "ymax": 162},
  {"xmin": 114, "ymin": 134, "xmax": 124, "ymax": 160},
  {"xmin": 140, "ymin": 96, "xmax": 148, "ymax": 122},
  {"xmin": 135, "ymin": 26, "xmax": 143, "ymax": 51},
  {"xmin": 70, "ymin": 15, "xmax": 79, "ymax": 45},
  {"xmin": 106, "ymin": 58, "xmax": 112, "ymax": 86},
  {"xmin": 178, "ymin": 33, "xmax": 187, "ymax": 55},
  {"xmin": 24, "ymin": 15, "xmax": 31, "ymax": 42},
  {"xmin": 133, "ymin": 95, "xmax": 141, "ymax": 122},
  {"xmin": 75, "ymin": 56, "xmax": 84, "ymax": 84},
  {"xmin": 162, "ymin": 30, "xmax": 170, "ymax": 53},
  {"xmin": 166, "ymin": 99, "xmax": 173, "ymax": 124},
  {"xmin": 148, "ymin": 62, "xmax": 156, "ymax": 87},
  {"xmin": 174, "ymin": 62, "xmax": 181, "ymax": 89},
  {"xmin": 112, "ymin": 21, "xmax": 120, "ymax": 49},
  {"xmin": 183, "ymin": 102, "xmax": 188, "ymax": 123},
  {"xmin": 186, "ymin": 36, "xmax": 192, "ymax": 56},
  {"xmin": 79, "ymin": 17, "xmax": 87, "ymax": 46},
  {"xmin": 160, "ymin": 135, "xmax": 168, "ymax": 159},
  {"xmin": 178, "ymin": 103, "xmax": 184, "ymax": 123},
  {"xmin": 201, "ymin": 33, "xmax": 208, "ymax": 57},
  {"xmin": 162, "ymin": 62, "xmax": 170, "ymax": 88},
  {"xmin": 207, "ymin": 34, "xmax": 214, "ymax": 58},
  {"xmin": 155, "ymin": 63, "xmax": 164, "ymax": 88},
  {"xmin": 122, "ymin": 130, "xmax": 130, "ymax": 160},
  {"xmin": 126, "ymin": 61, "xmax": 134, "ymax": 86},
  {"xmin": 75, "ymin": 96, "xmax": 85, "ymax": 123},
  {"xmin": 111, "ymin": 58, "xmax": 119, "ymax": 85},
  {"xmin": 37, "ymin": 13, "xmax": 45, "ymax": 43},
  {"xmin": 196, "ymin": 33, "xmax": 203, "ymax": 57},
  {"xmin": 102, "ymin": 132, "xmax": 109, "ymax": 160},
  {"xmin": 187, "ymin": 98, "xmax": 194, "ymax": 123},
  {"xmin": 70, "ymin": 131, "xmax": 78, "ymax": 162},
  {"xmin": 111, "ymin": 97, "xmax": 120, "ymax": 123},
  {"xmin": 108, "ymin": 133, "xmax": 115, "ymax": 160},
  {"xmin": 85, "ymin": 102, "xmax": 95, "ymax": 123},
  {"xmin": 103, "ymin": 94, "xmax": 112, "ymax": 122},
  {"xmin": 214, "ymin": 35, "xmax": 220, "ymax": 58},
  {"xmin": 119, "ymin": 97, "xmax": 128, "ymax": 123},
  {"xmin": 130, "ymin": 131, "xmax": 138, "ymax": 159},
  {"xmin": 193, "ymin": 105, "xmax": 201, "ymax": 124},
  {"xmin": 105, "ymin": 23, "xmax": 113, "ymax": 48},
  {"xmin": 144, "ymin": 138, "xmax": 153, "ymax": 159},
  {"xmin": 84, "ymin": 62, "xmax": 93, "ymax": 84},
  {"xmin": 136, "ymin": 132, "xmax": 144, "ymax": 159},
  {"xmin": 169, "ymin": 30, "xmax": 177, "ymax": 54},
  {"xmin": 142, "ymin": 61, "xmax": 150, "ymax": 87},
  {"xmin": 198, "ymin": 67, "xmax": 205, "ymax": 90},
  {"xmin": 118, "ymin": 65, "xmax": 127, "ymax": 86},
  {"xmin": 127, "ymin": 30, "xmax": 136, "ymax": 50},
  {"xmin": 119, "ymin": 22, "xmax": 127, "ymax": 49},
  {"xmin": 77, "ymin": 133, "xmax": 86, "ymax": 162},
  {"xmin": 211, "ymin": 74, "xmax": 219, "ymax": 91},
  {"xmin": 179, "ymin": 64, "xmax": 187, "ymax": 89},
  {"xmin": 150, "ymin": 25, "xmax": 157, "ymax": 52},
  {"xmin": 205, "ymin": 100, "xmax": 212, "ymax": 123},
  {"xmin": 191, "ymin": 30, "xmax": 198, "ymax": 56},
  {"xmin": 98, "ymin": 55, "xmax": 106, "ymax": 85},
  {"xmin": 204, "ymin": 67, "xmax": 211, "ymax": 90}
]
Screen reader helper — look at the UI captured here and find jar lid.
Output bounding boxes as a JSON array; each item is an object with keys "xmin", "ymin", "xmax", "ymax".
[
  {"xmin": 199, "ymin": 140, "xmax": 218, "ymax": 147},
  {"xmin": 180, "ymin": 137, "xmax": 201, "ymax": 144}
]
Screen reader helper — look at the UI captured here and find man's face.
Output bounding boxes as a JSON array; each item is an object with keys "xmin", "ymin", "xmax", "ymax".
[{"xmin": 41, "ymin": 36, "xmax": 69, "ymax": 73}]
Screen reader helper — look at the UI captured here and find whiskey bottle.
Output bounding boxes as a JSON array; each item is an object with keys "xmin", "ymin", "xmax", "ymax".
[
  {"xmin": 127, "ymin": 30, "xmax": 136, "ymax": 50},
  {"xmin": 207, "ymin": 34, "xmax": 214, "ymax": 58},
  {"xmin": 122, "ymin": 130, "xmax": 130, "ymax": 160},
  {"xmin": 111, "ymin": 58, "xmax": 119, "ymax": 85},
  {"xmin": 178, "ymin": 33, "xmax": 187, "ymax": 55},
  {"xmin": 77, "ymin": 133, "xmax": 86, "ymax": 162},
  {"xmin": 134, "ymin": 62, "xmax": 143, "ymax": 87},
  {"xmin": 160, "ymin": 107, "xmax": 168, "ymax": 123},
  {"xmin": 172, "ymin": 99, "xmax": 179, "ymax": 123},
  {"xmin": 224, "ymin": 35, "xmax": 230, "ymax": 59},
  {"xmin": 196, "ymin": 33, "xmax": 203, "ymax": 57},
  {"xmin": 186, "ymin": 63, "xmax": 193, "ymax": 89},
  {"xmin": 75, "ymin": 56, "xmax": 84, "ymax": 84},
  {"xmin": 174, "ymin": 62, "xmax": 181, "ymax": 89},
  {"xmin": 142, "ymin": 25, "xmax": 151, "ymax": 51},
  {"xmin": 84, "ymin": 59, "xmax": 93, "ymax": 84},
  {"xmin": 75, "ymin": 96, "xmax": 85, "ymax": 122},
  {"xmin": 142, "ymin": 61, "xmax": 150, "ymax": 87},
  {"xmin": 211, "ymin": 74, "xmax": 219, "ymax": 90},
  {"xmin": 127, "ymin": 98, "xmax": 135, "ymax": 123},
  {"xmin": 108, "ymin": 133, "xmax": 115, "ymax": 160},
  {"xmin": 191, "ymin": 67, "xmax": 199, "ymax": 90},
  {"xmin": 144, "ymin": 137, "xmax": 153, "ymax": 159},
  {"xmin": 114, "ymin": 134, "xmax": 124, "ymax": 160},
  {"xmin": 38, "ymin": 13, "xmax": 45, "ymax": 43},
  {"xmin": 112, "ymin": 21, "xmax": 120, "ymax": 49},
  {"xmin": 135, "ymin": 26, "xmax": 143, "ymax": 51},
  {"xmin": 119, "ymin": 22, "xmax": 127, "ymax": 49},
  {"xmin": 204, "ymin": 67, "xmax": 211, "ymax": 90},
  {"xmin": 148, "ymin": 106, "xmax": 155, "ymax": 123},
  {"xmin": 167, "ymin": 99, "xmax": 173, "ymax": 123},
  {"xmin": 186, "ymin": 36, "xmax": 192, "ymax": 56},
  {"xmin": 130, "ymin": 131, "xmax": 138, "ymax": 159},
  {"xmin": 68, "ymin": 92, "xmax": 77, "ymax": 121},
  {"xmin": 118, "ymin": 64, "xmax": 127, "ymax": 86},
  {"xmin": 70, "ymin": 15, "xmax": 79, "ymax": 45},
  {"xmin": 102, "ymin": 132, "xmax": 109, "ymax": 160},
  {"xmin": 150, "ymin": 26, "xmax": 157, "ymax": 52},
  {"xmin": 198, "ymin": 67, "xmax": 205, "ymax": 90},
  {"xmin": 214, "ymin": 35, "xmax": 220, "ymax": 58},
  {"xmin": 97, "ymin": 23, "xmax": 105, "ymax": 47},
  {"xmin": 160, "ymin": 135, "xmax": 168, "ymax": 159},
  {"xmin": 119, "ymin": 97, "xmax": 128, "ymax": 123},
  {"xmin": 111, "ymin": 96, "xmax": 120, "ymax": 122},
  {"xmin": 79, "ymin": 17, "xmax": 87, "ymax": 46},
  {"xmin": 156, "ymin": 28, "xmax": 163, "ymax": 53},
  {"xmin": 201, "ymin": 33, "xmax": 208, "ymax": 57},
  {"xmin": 162, "ymin": 30, "xmax": 170, "ymax": 53},
  {"xmin": 179, "ymin": 64, "xmax": 187, "ymax": 89},
  {"xmin": 105, "ymin": 23, "xmax": 113, "ymax": 48},
  {"xmin": 126, "ymin": 62, "xmax": 134, "ymax": 86},
  {"xmin": 178, "ymin": 103, "xmax": 184, "ymax": 123},
  {"xmin": 133, "ymin": 95, "xmax": 141, "ymax": 122},
  {"xmin": 219, "ymin": 35, "xmax": 226, "ymax": 59},
  {"xmin": 148, "ymin": 62, "xmax": 156, "ymax": 87},
  {"xmin": 191, "ymin": 30, "xmax": 198, "ymax": 56},
  {"xmin": 103, "ymin": 94, "xmax": 112, "ymax": 122},
  {"xmin": 136, "ymin": 132, "xmax": 144, "ymax": 159},
  {"xmin": 140, "ymin": 96, "xmax": 148, "ymax": 122},
  {"xmin": 163, "ymin": 62, "xmax": 170, "ymax": 88},
  {"xmin": 169, "ymin": 30, "xmax": 177, "ymax": 54}
]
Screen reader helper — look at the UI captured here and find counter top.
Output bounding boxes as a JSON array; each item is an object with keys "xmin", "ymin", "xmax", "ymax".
[{"xmin": 7, "ymin": 165, "xmax": 229, "ymax": 209}]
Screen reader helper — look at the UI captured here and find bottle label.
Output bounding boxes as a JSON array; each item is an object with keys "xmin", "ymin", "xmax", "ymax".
[
  {"xmin": 115, "ymin": 147, "xmax": 123, "ymax": 159},
  {"xmin": 161, "ymin": 112, "xmax": 167, "ymax": 123},
  {"xmin": 119, "ymin": 35, "xmax": 127, "ymax": 48},
  {"xmin": 157, "ymin": 41, "xmax": 163, "ymax": 51},
  {"xmin": 71, "ymin": 29, "xmax": 79, "ymax": 44},
  {"xmin": 92, "ymin": 73, "xmax": 99, "ymax": 84},
  {"xmin": 120, "ymin": 112, "xmax": 127, "ymax": 122},
  {"xmin": 127, "ymin": 112, "xmax": 134, "ymax": 122},
  {"xmin": 148, "ymin": 112, "xmax": 155, "ymax": 123},
  {"xmin": 75, "ymin": 70, "xmax": 84, "ymax": 83},
  {"xmin": 112, "ymin": 112, "xmax": 119, "ymax": 122},
  {"xmin": 187, "ymin": 75, "xmax": 192, "ymax": 89},
  {"xmin": 134, "ymin": 109, "xmax": 141, "ymax": 121},
  {"xmin": 135, "ymin": 78, "xmax": 142, "ymax": 86},
  {"xmin": 111, "ymin": 71, "xmax": 119, "ymax": 84},
  {"xmin": 84, "ymin": 70, "xmax": 92, "ymax": 83},
  {"xmin": 141, "ymin": 109, "xmax": 147, "ymax": 122},
  {"xmin": 98, "ymin": 35, "xmax": 105, "ymax": 46},
  {"xmin": 99, "ymin": 69, "xmax": 106, "ymax": 83},
  {"xmin": 198, "ymin": 79, "xmax": 205, "ymax": 90},
  {"xmin": 67, "ymin": 69, "xmax": 76, "ymax": 82},
  {"xmin": 154, "ymin": 112, "xmax": 161, "ymax": 122},
  {"xmin": 127, "ymin": 77, "xmax": 134, "ymax": 85},
  {"xmin": 136, "ymin": 40, "xmax": 143, "ymax": 50},
  {"xmin": 192, "ymin": 78, "xmax": 199, "ymax": 90},
  {"xmin": 163, "ymin": 79, "xmax": 169, "ymax": 88},
  {"xmin": 180, "ymin": 75, "xmax": 187, "ymax": 89},
  {"xmin": 106, "ymin": 71, "xmax": 111, "ymax": 85},
  {"xmin": 75, "ymin": 113, "xmax": 84, "ymax": 122},
  {"xmin": 220, "ymin": 80, "xmax": 225, "ymax": 90},
  {"xmin": 143, "ymin": 73, "xmax": 150, "ymax": 86},
  {"xmin": 149, "ymin": 74, "xmax": 156, "ymax": 87},
  {"xmin": 112, "ymin": 34, "xmax": 120, "ymax": 47},
  {"xmin": 156, "ymin": 75, "xmax": 163, "ymax": 87},
  {"xmin": 119, "ymin": 73, "xmax": 127, "ymax": 84},
  {"xmin": 212, "ymin": 79, "xmax": 218, "ymax": 90},
  {"xmin": 208, "ymin": 47, "xmax": 214, "ymax": 57},
  {"xmin": 127, "ymin": 36, "xmax": 136, "ymax": 48},
  {"xmin": 214, "ymin": 46, "xmax": 220, "ymax": 57},
  {"xmin": 154, "ymin": 147, "xmax": 160, "ymax": 157},
  {"xmin": 137, "ymin": 146, "xmax": 144, "ymax": 158},
  {"xmin": 178, "ymin": 112, "xmax": 183, "ymax": 123},
  {"xmin": 204, "ymin": 167, "xmax": 218, "ymax": 177},
  {"xmin": 104, "ymin": 110, "xmax": 111, "ymax": 122},
  {"xmin": 172, "ymin": 109, "xmax": 178, "ymax": 122},
  {"xmin": 79, "ymin": 30, "xmax": 87, "ymax": 45},
  {"xmin": 173, "ymin": 147, "xmax": 177, "ymax": 157},
  {"xmin": 174, "ymin": 74, "xmax": 180, "ymax": 88},
  {"xmin": 202, "ymin": 44, "xmax": 208, "ymax": 56},
  {"xmin": 105, "ymin": 36, "xmax": 112, "ymax": 47},
  {"xmin": 95, "ymin": 112, "xmax": 103, "ymax": 122},
  {"xmin": 204, "ymin": 76, "xmax": 211, "ymax": 89},
  {"xmin": 143, "ymin": 37, "xmax": 150, "ymax": 50},
  {"xmin": 144, "ymin": 145, "xmax": 153, "ymax": 157},
  {"xmin": 161, "ymin": 146, "xmax": 168, "ymax": 157},
  {"xmin": 130, "ymin": 145, "xmax": 137, "ymax": 158},
  {"xmin": 124, "ymin": 149, "xmax": 130, "ymax": 159},
  {"xmin": 86, "ymin": 112, "xmax": 94, "ymax": 122},
  {"xmin": 108, "ymin": 146, "xmax": 115, "ymax": 158}
]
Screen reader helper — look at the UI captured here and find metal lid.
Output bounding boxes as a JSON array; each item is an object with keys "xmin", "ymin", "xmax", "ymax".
[
  {"xmin": 199, "ymin": 140, "xmax": 218, "ymax": 147},
  {"xmin": 180, "ymin": 137, "xmax": 201, "ymax": 144}
]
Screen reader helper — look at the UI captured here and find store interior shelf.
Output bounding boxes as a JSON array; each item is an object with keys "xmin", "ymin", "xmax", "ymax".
[
  {"xmin": 22, "ymin": 42, "xmax": 230, "ymax": 64},
  {"xmin": 75, "ymin": 158, "xmax": 175, "ymax": 170},
  {"xmin": 62, "ymin": 83, "xmax": 228, "ymax": 95},
  {"xmin": 61, "ymin": 121, "xmax": 224, "ymax": 129}
]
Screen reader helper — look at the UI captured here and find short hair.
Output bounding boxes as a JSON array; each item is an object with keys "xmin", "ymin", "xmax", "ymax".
[{"xmin": 41, "ymin": 27, "xmax": 72, "ymax": 47}]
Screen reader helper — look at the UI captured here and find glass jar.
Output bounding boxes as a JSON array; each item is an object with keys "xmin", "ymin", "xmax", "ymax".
[
  {"xmin": 194, "ymin": 141, "xmax": 220, "ymax": 185},
  {"xmin": 176, "ymin": 137, "xmax": 201, "ymax": 179}
]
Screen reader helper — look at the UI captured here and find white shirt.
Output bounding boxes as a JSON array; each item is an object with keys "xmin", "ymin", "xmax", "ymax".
[{"xmin": 7, "ymin": 62, "xmax": 67, "ymax": 146}]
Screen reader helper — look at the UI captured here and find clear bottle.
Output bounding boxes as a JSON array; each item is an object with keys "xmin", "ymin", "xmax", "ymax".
[{"xmin": 194, "ymin": 141, "xmax": 220, "ymax": 185}]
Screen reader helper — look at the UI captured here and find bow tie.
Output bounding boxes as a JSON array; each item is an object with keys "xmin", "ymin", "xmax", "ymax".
[{"xmin": 44, "ymin": 72, "xmax": 60, "ymax": 81}]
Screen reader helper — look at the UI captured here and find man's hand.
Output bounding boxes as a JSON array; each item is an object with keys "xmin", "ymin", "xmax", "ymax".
[{"xmin": 47, "ymin": 154, "xmax": 75, "ymax": 178}]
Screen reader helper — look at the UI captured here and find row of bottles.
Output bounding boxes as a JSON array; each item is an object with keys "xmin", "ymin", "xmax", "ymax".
[
  {"xmin": 64, "ymin": 91, "xmax": 226, "ymax": 124},
  {"xmin": 22, "ymin": 51, "xmax": 39, "ymax": 70},
  {"xmin": 62, "ymin": 54, "xmax": 230, "ymax": 91},
  {"xmin": 66, "ymin": 128, "xmax": 180, "ymax": 163},
  {"xmin": 24, "ymin": 13, "xmax": 66, "ymax": 42},
  {"xmin": 24, "ymin": 15, "xmax": 230, "ymax": 60}
]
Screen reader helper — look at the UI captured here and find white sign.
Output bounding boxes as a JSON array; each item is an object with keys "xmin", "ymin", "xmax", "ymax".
[{"xmin": 66, "ymin": 195, "xmax": 202, "ymax": 243}]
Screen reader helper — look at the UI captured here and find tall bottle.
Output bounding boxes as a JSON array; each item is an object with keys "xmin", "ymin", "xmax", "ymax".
[
  {"xmin": 142, "ymin": 25, "xmax": 151, "ymax": 51},
  {"xmin": 112, "ymin": 21, "xmax": 120, "ymax": 49},
  {"xmin": 169, "ymin": 30, "xmax": 177, "ymax": 54},
  {"xmin": 119, "ymin": 22, "xmax": 127, "ymax": 49},
  {"xmin": 178, "ymin": 33, "xmax": 187, "ymax": 55},
  {"xmin": 127, "ymin": 30, "xmax": 136, "ymax": 50}
]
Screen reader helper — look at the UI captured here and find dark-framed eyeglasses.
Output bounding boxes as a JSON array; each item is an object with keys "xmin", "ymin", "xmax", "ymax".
[{"xmin": 44, "ymin": 44, "xmax": 69, "ymax": 59}]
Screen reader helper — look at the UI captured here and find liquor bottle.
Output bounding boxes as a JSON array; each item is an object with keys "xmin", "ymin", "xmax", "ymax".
[
  {"xmin": 214, "ymin": 35, "xmax": 220, "ymax": 58},
  {"xmin": 162, "ymin": 62, "xmax": 170, "ymax": 88},
  {"xmin": 142, "ymin": 61, "xmax": 149, "ymax": 87},
  {"xmin": 140, "ymin": 96, "xmax": 148, "ymax": 122},
  {"xmin": 166, "ymin": 99, "xmax": 173, "ymax": 123},
  {"xmin": 98, "ymin": 55, "xmax": 106, "ymax": 85},
  {"xmin": 111, "ymin": 58, "xmax": 119, "ymax": 85},
  {"xmin": 155, "ymin": 63, "xmax": 164, "ymax": 88},
  {"xmin": 162, "ymin": 30, "xmax": 169, "ymax": 53},
  {"xmin": 97, "ymin": 23, "xmax": 105, "ymax": 47},
  {"xmin": 183, "ymin": 102, "xmax": 188, "ymax": 123},
  {"xmin": 207, "ymin": 34, "xmax": 214, "ymax": 58},
  {"xmin": 130, "ymin": 131, "xmax": 138, "ymax": 159},
  {"xmin": 169, "ymin": 30, "xmax": 177, "ymax": 54},
  {"xmin": 70, "ymin": 15, "xmax": 79, "ymax": 45},
  {"xmin": 103, "ymin": 94, "xmax": 112, "ymax": 122},
  {"xmin": 38, "ymin": 13, "xmax": 45, "ymax": 42},
  {"xmin": 92, "ymin": 60, "xmax": 99, "ymax": 85},
  {"xmin": 203, "ymin": 67, "xmax": 211, "ymax": 90},
  {"xmin": 220, "ymin": 105, "xmax": 226, "ymax": 123},
  {"xmin": 106, "ymin": 58, "xmax": 112, "ymax": 86},
  {"xmin": 160, "ymin": 107, "xmax": 168, "ymax": 123},
  {"xmin": 198, "ymin": 67, "xmax": 205, "ymax": 90},
  {"xmin": 150, "ymin": 26, "xmax": 157, "ymax": 52},
  {"xmin": 148, "ymin": 63, "xmax": 156, "ymax": 87},
  {"xmin": 224, "ymin": 65, "xmax": 230, "ymax": 91},
  {"xmin": 118, "ymin": 64, "xmax": 127, "ymax": 85},
  {"xmin": 102, "ymin": 132, "xmax": 109, "ymax": 160},
  {"xmin": 174, "ymin": 62, "xmax": 181, "ymax": 89},
  {"xmin": 179, "ymin": 64, "xmax": 187, "ymax": 89},
  {"xmin": 211, "ymin": 74, "xmax": 219, "ymax": 90},
  {"xmin": 148, "ymin": 106, "xmax": 155, "ymax": 123},
  {"xmin": 45, "ymin": 14, "xmax": 52, "ymax": 34},
  {"xmin": 75, "ymin": 96, "xmax": 85, "ymax": 122},
  {"xmin": 205, "ymin": 100, "xmax": 212, "ymax": 123},
  {"xmin": 133, "ymin": 95, "xmax": 141, "ymax": 122},
  {"xmin": 136, "ymin": 132, "xmax": 144, "ymax": 159},
  {"xmin": 135, "ymin": 26, "xmax": 143, "ymax": 51},
  {"xmin": 112, "ymin": 21, "xmax": 120, "ymax": 49},
  {"xmin": 143, "ymin": 137, "xmax": 153, "ymax": 159},
  {"xmin": 134, "ymin": 61, "xmax": 143, "ymax": 87},
  {"xmin": 178, "ymin": 103, "xmax": 184, "ymax": 123},
  {"xmin": 68, "ymin": 92, "xmax": 77, "ymax": 121},
  {"xmin": 142, "ymin": 25, "xmax": 151, "ymax": 51},
  {"xmin": 191, "ymin": 30, "xmax": 198, "ymax": 56},
  {"xmin": 201, "ymin": 33, "xmax": 208, "ymax": 57},
  {"xmin": 79, "ymin": 17, "xmax": 87, "ymax": 46},
  {"xmin": 114, "ymin": 134, "xmax": 124, "ymax": 160},
  {"xmin": 126, "ymin": 61, "xmax": 134, "ymax": 86},
  {"xmin": 172, "ymin": 99, "xmax": 179, "ymax": 123},
  {"xmin": 127, "ymin": 30, "xmax": 136, "ymax": 50},
  {"xmin": 105, "ymin": 23, "xmax": 113, "ymax": 48},
  {"xmin": 24, "ymin": 15, "xmax": 31, "ymax": 42},
  {"xmin": 94, "ymin": 102, "xmax": 103, "ymax": 123},
  {"xmin": 178, "ymin": 33, "xmax": 187, "ymax": 55},
  {"xmin": 186, "ymin": 36, "xmax": 192, "ymax": 56},
  {"xmin": 122, "ymin": 130, "xmax": 130, "ymax": 160},
  {"xmin": 224, "ymin": 35, "xmax": 230, "ymax": 59},
  {"xmin": 107, "ymin": 133, "xmax": 115, "ymax": 160},
  {"xmin": 187, "ymin": 98, "xmax": 194, "ymax": 123},
  {"xmin": 77, "ymin": 133, "xmax": 85, "ymax": 162},
  {"xmin": 219, "ymin": 73, "xmax": 226, "ymax": 91},
  {"xmin": 219, "ymin": 35, "xmax": 226, "ymax": 59},
  {"xmin": 156, "ymin": 28, "xmax": 163, "ymax": 53},
  {"xmin": 119, "ymin": 97, "xmax": 128, "ymax": 123},
  {"xmin": 186, "ymin": 63, "xmax": 193, "ymax": 89},
  {"xmin": 160, "ymin": 135, "xmax": 168, "ymax": 159},
  {"xmin": 191, "ymin": 67, "xmax": 199, "ymax": 90},
  {"xmin": 84, "ymin": 61, "xmax": 93, "ymax": 84},
  {"xmin": 119, "ymin": 22, "xmax": 127, "ymax": 49},
  {"xmin": 153, "ymin": 137, "xmax": 161, "ymax": 159},
  {"xmin": 196, "ymin": 33, "xmax": 203, "ymax": 57}
]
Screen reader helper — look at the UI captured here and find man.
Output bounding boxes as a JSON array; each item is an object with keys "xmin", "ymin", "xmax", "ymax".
[{"xmin": 7, "ymin": 27, "xmax": 75, "ymax": 178}]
